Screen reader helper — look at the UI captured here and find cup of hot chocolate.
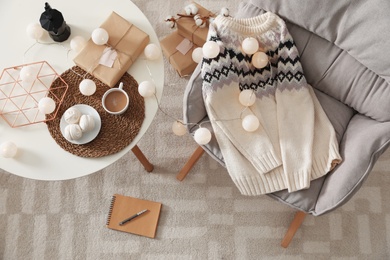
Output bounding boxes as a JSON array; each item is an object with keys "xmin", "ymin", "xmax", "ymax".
[{"xmin": 102, "ymin": 82, "xmax": 129, "ymax": 115}]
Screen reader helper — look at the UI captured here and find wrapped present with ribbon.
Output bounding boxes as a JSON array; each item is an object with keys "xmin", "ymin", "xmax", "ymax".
[
  {"xmin": 73, "ymin": 12, "xmax": 149, "ymax": 87},
  {"xmin": 160, "ymin": 31, "xmax": 198, "ymax": 77},
  {"xmin": 176, "ymin": 2, "xmax": 214, "ymax": 47}
]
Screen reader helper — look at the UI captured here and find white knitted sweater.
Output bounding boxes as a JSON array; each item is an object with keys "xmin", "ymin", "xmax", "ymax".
[{"xmin": 201, "ymin": 13, "xmax": 342, "ymax": 195}]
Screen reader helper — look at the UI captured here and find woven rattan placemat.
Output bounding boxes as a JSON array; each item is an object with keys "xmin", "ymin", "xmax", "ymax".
[{"xmin": 46, "ymin": 66, "xmax": 145, "ymax": 157}]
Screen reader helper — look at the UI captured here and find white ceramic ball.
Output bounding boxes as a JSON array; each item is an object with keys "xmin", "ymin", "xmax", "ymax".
[
  {"xmin": 26, "ymin": 23, "xmax": 44, "ymax": 40},
  {"xmin": 172, "ymin": 121, "xmax": 187, "ymax": 136},
  {"xmin": 64, "ymin": 106, "xmax": 82, "ymax": 124},
  {"xmin": 202, "ymin": 41, "xmax": 220, "ymax": 59},
  {"xmin": 70, "ymin": 36, "xmax": 87, "ymax": 52},
  {"xmin": 38, "ymin": 97, "xmax": 56, "ymax": 114},
  {"xmin": 242, "ymin": 37, "xmax": 259, "ymax": 55},
  {"xmin": 64, "ymin": 124, "xmax": 83, "ymax": 141},
  {"xmin": 20, "ymin": 66, "xmax": 36, "ymax": 83},
  {"xmin": 239, "ymin": 89, "xmax": 256, "ymax": 107},
  {"xmin": 79, "ymin": 114, "xmax": 95, "ymax": 132},
  {"xmin": 194, "ymin": 127, "xmax": 212, "ymax": 145},
  {"xmin": 79, "ymin": 79, "xmax": 96, "ymax": 96},
  {"xmin": 252, "ymin": 52, "xmax": 268, "ymax": 69},
  {"xmin": 192, "ymin": 47, "xmax": 203, "ymax": 63},
  {"xmin": 138, "ymin": 81, "xmax": 156, "ymax": 98},
  {"xmin": 91, "ymin": 28, "xmax": 109, "ymax": 45},
  {"xmin": 144, "ymin": 43, "xmax": 161, "ymax": 60},
  {"xmin": 242, "ymin": 114, "xmax": 260, "ymax": 132},
  {"xmin": 0, "ymin": 141, "xmax": 18, "ymax": 158}
]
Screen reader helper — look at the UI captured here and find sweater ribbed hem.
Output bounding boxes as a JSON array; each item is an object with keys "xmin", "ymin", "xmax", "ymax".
[
  {"xmin": 311, "ymin": 142, "xmax": 342, "ymax": 180},
  {"xmin": 214, "ymin": 12, "xmax": 278, "ymax": 35}
]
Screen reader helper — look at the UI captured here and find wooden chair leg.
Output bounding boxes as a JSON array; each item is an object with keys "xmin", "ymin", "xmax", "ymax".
[
  {"xmin": 281, "ymin": 211, "xmax": 307, "ymax": 248},
  {"xmin": 176, "ymin": 146, "xmax": 205, "ymax": 181},
  {"xmin": 131, "ymin": 145, "xmax": 154, "ymax": 172}
]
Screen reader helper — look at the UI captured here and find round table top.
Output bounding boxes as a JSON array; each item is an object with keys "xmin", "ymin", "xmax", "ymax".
[{"xmin": 0, "ymin": 0, "xmax": 164, "ymax": 180}]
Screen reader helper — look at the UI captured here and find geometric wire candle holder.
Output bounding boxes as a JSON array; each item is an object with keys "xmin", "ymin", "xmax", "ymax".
[{"xmin": 0, "ymin": 61, "xmax": 68, "ymax": 127}]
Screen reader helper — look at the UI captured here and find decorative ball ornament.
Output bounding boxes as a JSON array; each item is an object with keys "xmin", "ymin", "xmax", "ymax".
[
  {"xmin": 194, "ymin": 127, "xmax": 212, "ymax": 145},
  {"xmin": 138, "ymin": 81, "xmax": 156, "ymax": 98},
  {"xmin": 20, "ymin": 66, "xmax": 36, "ymax": 83},
  {"xmin": 242, "ymin": 37, "xmax": 259, "ymax": 55},
  {"xmin": 0, "ymin": 141, "xmax": 18, "ymax": 158},
  {"xmin": 242, "ymin": 114, "xmax": 260, "ymax": 132},
  {"xmin": 79, "ymin": 79, "xmax": 96, "ymax": 96},
  {"xmin": 38, "ymin": 97, "xmax": 56, "ymax": 114},
  {"xmin": 172, "ymin": 121, "xmax": 187, "ymax": 136},
  {"xmin": 26, "ymin": 22, "xmax": 45, "ymax": 40},
  {"xmin": 70, "ymin": 36, "xmax": 87, "ymax": 52},
  {"xmin": 202, "ymin": 41, "xmax": 220, "ymax": 59},
  {"xmin": 239, "ymin": 89, "xmax": 256, "ymax": 107},
  {"xmin": 192, "ymin": 47, "xmax": 203, "ymax": 63},
  {"xmin": 144, "ymin": 43, "xmax": 161, "ymax": 60},
  {"xmin": 91, "ymin": 28, "xmax": 109, "ymax": 45},
  {"xmin": 252, "ymin": 52, "xmax": 269, "ymax": 69}
]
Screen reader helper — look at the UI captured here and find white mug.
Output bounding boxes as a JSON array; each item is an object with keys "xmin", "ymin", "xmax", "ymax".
[{"xmin": 102, "ymin": 82, "xmax": 129, "ymax": 115}]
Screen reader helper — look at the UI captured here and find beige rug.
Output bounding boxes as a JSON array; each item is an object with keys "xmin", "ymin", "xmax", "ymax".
[{"xmin": 1, "ymin": 0, "xmax": 390, "ymax": 259}]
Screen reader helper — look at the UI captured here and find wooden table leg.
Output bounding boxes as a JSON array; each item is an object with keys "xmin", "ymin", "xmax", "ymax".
[
  {"xmin": 281, "ymin": 211, "xmax": 307, "ymax": 248},
  {"xmin": 176, "ymin": 146, "xmax": 205, "ymax": 181},
  {"xmin": 131, "ymin": 145, "xmax": 154, "ymax": 172}
]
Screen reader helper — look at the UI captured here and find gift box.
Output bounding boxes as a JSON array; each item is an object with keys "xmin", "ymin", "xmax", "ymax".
[
  {"xmin": 176, "ymin": 2, "xmax": 214, "ymax": 47},
  {"xmin": 160, "ymin": 31, "xmax": 198, "ymax": 77},
  {"xmin": 73, "ymin": 12, "xmax": 149, "ymax": 87}
]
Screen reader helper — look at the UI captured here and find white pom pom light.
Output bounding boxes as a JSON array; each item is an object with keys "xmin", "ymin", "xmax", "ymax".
[
  {"xmin": 194, "ymin": 127, "xmax": 212, "ymax": 145},
  {"xmin": 26, "ymin": 23, "xmax": 44, "ymax": 40},
  {"xmin": 91, "ymin": 28, "xmax": 109, "ymax": 45},
  {"xmin": 0, "ymin": 141, "xmax": 18, "ymax": 158},
  {"xmin": 38, "ymin": 97, "xmax": 56, "ymax": 114},
  {"xmin": 239, "ymin": 89, "xmax": 256, "ymax": 107},
  {"xmin": 252, "ymin": 52, "xmax": 269, "ymax": 69},
  {"xmin": 172, "ymin": 121, "xmax": 187, "ymax": 136},
  {"xmin": 192, "ymin": 47, "xmax": 203, "ymax": 63},
  {"xmin": 79, "ymin": 79, "xmax": 96, "ymax": 96},
  {"xmin": 144, "ymin": 43, "xmax": 161, "ymax": 60},
  {"xmin": 138, "ymin": 81, "xmax": 156, "ymax": 98},
  {"xmin": 242, "ymin": 114, "xmax": 260, "ymax": 132},
  {"xmin": 20, "ymin": 66, "xmax": 36, "ymax": 83},
  {"xmin": 70, "ymin": 36, "xmax": 87, "ymax": 52},
  {"xmin": 242, "ymin": 37, "xmax": 259, "ymax": 55},
  {"xmin": 202, "ymin": 41, "xmax": 220, "ymax": 59}
]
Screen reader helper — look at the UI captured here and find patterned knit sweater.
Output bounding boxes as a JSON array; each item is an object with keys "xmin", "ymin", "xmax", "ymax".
[{"xmin": 201, "ymin": 13, "xmax": 342, "ymax": 195}]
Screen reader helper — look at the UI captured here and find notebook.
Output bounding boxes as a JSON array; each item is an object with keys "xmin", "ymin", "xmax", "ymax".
[{"xmin": 106, "ymin": 194, "xmax": 162, "ymax": 238}]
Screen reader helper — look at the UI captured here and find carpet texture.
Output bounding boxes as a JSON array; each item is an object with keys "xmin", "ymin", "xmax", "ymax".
[{"xmin": 1, "ymin": 0, "xmax": 390, "ymax": 259}]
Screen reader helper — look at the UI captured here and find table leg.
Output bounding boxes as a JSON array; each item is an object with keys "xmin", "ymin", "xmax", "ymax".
[{"xmin": 131, "ymin": 145, "xmax": 154, "ymax": 172}]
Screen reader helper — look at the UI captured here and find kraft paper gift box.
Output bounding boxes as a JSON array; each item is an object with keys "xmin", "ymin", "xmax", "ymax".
[
  {"xmin": 160, "ymin": 31, "xmax": 198, "ymax": 77},
  {"xmin": 176, "ymin": 2, "xmax": 214, "ymax": 47},
  {"xmin": 73, "ymin": 11, "xmax": 149, "ymax": 87}
]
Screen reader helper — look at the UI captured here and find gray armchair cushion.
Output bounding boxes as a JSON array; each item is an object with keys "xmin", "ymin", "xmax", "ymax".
[{"xmin": 183, "ymin": 1, "xmax": 390, "ymax": 215}]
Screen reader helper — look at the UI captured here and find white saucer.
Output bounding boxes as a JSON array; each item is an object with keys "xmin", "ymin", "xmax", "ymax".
[{"xmin": 60, "ymin": 104, "xmax": 102, "ymax": 145}]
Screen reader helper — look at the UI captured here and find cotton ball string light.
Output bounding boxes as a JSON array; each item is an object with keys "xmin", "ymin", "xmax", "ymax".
[
  {"xmin": 252, "ymin": 52, "xmax": 269, "ymax": 69},
  {"xmin": 70, "ymin": 36, "xmax": 87, "ymax": 52},
  {"xmin": 242, "ymin": 37, "xmax": 259, "ymax": 55},
  {"xmin": 138, "ymin": 81, "xmax": 156, "ymax": 98},
  {"xmin": 202, "ymin": 41, "xmax": 220, "ymax": 59},
  {"xmin": 0, "ymin": 141, "xmax": 18, "ymax": 158},
  {"xmin": 20, "ymin": 66, "xmax": 36, "ymax": 83},
  {"xmin": 91, "ymin": 28, "xmax": 109, "ymax": 45},
  {"xmin": 38, "ymin": 97, "xmax": 56, "ymax": 114},
  {"xmin": 192, "ymin": 47, "xmax": 203, "ymax": 63},
  {"xmin": 79, "ymin": 79, "xmax": 96, "ymax": 96},
  {"xmin": 172, "ymin": 120, "xmax": 187, "ymax": 136},
  {"xmin": 194, "ymin": 127, "xmax": 212, "ymax": 145},
  {"xmin": 144, "ymin": 43, "xmax": 161, "ymax": 60},
  {"xmin": 239, "ymin": 89, "xmax": 256, "ymax": 107},
  {"xmin": 26, "ymin": 22, "xmax": 45, "ymax": 40},
  {"xmin": 242, "ymin": 114, "xmax": 260, "ymax": 132}
]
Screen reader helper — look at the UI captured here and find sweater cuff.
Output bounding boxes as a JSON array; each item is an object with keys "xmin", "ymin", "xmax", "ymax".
[{"xmin": 251, "ymin": 151, "xmax": 282, "ymax": 175}]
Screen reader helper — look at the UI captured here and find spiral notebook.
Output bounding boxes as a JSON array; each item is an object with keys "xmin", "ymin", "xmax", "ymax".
[{"xmin": 106, "ymin": 194, "xmax": 162, "ymax": 238}]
